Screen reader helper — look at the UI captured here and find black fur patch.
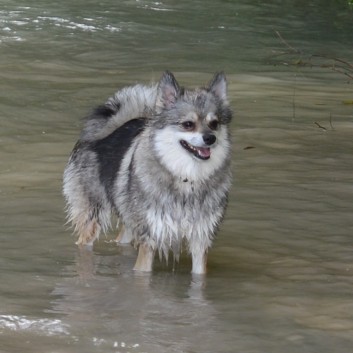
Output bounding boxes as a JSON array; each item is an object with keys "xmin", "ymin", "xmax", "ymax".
[
  {"xmin": 90, "ymin": 103, "xmax": 120, "ymax": 121},
  {"xmin": 91, "ymin": 118, "xmax": 147, "ymax": 204},
  {"xmin": 217, "ymin": 104, "xmax": 233, "ymax": 125}
]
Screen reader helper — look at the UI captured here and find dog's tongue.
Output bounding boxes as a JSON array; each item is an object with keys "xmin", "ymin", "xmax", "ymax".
[{"xmin": 196, "ymin": 147, "xmax": 211, "ymax": 159}]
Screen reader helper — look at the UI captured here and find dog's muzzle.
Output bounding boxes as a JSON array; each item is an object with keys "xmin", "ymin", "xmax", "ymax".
[{"xmin": 180, "ymin": 139, "xmax": 213, "ymax": 160}]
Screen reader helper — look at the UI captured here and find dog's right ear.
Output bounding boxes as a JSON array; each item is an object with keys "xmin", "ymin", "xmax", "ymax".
[{"xmin": 156, "ymin": 71, "xmax": 181, "ymax": 110}]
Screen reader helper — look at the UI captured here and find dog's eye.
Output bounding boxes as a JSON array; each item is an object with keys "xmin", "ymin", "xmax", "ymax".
[
  {"xmin": 209, "ymin": 120, "xmax": 219, "ymax": 130},
  {"xmin": 181, "ymin": 121, "xmax": 195, "ymax": 130}
]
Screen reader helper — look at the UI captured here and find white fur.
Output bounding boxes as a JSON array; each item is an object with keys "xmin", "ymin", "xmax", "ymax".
[{"xmin": 153, "ymin": 125, "xmax": 230, "ymax": 181}]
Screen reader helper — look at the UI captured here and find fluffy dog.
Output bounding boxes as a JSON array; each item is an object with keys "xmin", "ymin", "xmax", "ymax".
[{"xmin": 63, "ymin": 71, "xmax": 232, "ymax": 274}]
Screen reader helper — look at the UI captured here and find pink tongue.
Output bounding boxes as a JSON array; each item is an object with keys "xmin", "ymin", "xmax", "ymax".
[{"xmin": 197, "ymin": 147, "xmax": 211, "ymax": 158}]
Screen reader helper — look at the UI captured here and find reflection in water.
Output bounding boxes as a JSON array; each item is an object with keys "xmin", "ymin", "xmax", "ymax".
[{"xmin": 48, "ymin": 247, "xmax": 224, "ymax": 353}]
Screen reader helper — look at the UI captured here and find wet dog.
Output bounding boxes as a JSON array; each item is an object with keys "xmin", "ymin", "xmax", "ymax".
[{"xmin": 63, "ymin": 71, "xmax": 233, "ymax": 274}]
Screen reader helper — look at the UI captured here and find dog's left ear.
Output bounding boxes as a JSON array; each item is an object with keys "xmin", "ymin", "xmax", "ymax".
[
  {"xmin": 157, "ymin": 71, "xmax": 181, "ymax": 110},
  {"xmin": 208, "ymin": 72, "xmax": 228, "ymax": 103}
]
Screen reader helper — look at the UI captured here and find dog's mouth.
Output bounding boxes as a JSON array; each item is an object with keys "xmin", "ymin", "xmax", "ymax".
[{"xmin": 180, "ymin": 140, "xmax": 211, "ymax": 160}]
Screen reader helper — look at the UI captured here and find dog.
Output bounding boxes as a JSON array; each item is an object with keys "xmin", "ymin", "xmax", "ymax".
[{"xmin": 63, "ymin": 71, "xmax": 232, "ymax": 274}]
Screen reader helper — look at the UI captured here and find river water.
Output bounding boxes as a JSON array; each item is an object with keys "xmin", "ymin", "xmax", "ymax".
[{"xmin": 1, "ymin": 1, "xmax": 353, "ymax": 352}]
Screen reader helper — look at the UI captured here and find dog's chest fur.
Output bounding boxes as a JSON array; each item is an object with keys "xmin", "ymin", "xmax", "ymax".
[{"xmin": 112, "ymin": 130, "xmax": 231, "ymax": 258}]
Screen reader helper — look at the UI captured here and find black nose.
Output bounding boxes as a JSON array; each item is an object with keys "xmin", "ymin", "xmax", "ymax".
[{"xmin": 203, "ymin": 133, "xmax": 216, "ymax": 146}]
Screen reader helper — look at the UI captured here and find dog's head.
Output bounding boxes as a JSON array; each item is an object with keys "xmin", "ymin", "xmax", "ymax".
[{"xmin": 152, "ymin": 71, "xmax": 232, "ymax": 180}]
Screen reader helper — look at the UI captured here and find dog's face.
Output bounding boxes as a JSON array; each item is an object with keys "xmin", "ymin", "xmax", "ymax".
[
  {"xmin": 178, "ymin": 111, "xmax": 221, "ymax": 161},
  {"xmin": 152, "ymin": 71, "xmax": 232, "ymax": 181}
]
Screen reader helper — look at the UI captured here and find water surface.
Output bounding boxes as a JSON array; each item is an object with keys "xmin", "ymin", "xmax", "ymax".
[{"xmin": 1, "ymin": 1, "xmax": 353, "ymax": 352}]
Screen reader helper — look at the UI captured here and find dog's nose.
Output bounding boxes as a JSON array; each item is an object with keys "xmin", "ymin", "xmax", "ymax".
[{"xmin": 203, "ymin": 133, "xmax": 216, "ymax": 146}]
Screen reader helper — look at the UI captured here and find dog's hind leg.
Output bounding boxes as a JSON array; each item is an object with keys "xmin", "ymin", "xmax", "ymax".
[
  {"xmin": 71, "ymin": 205, "xmax": 108, "ymax": 246},
  {"xmin": 116, "ymin": 225, "xmax": 133, "ymax": 244},
  {"xmin": 75, "ymin": 219, "xmax": 101, "ymax": 246},
  {"xmin": 133, "ymin": 243, "xmax": 155, "ymax": 272}
]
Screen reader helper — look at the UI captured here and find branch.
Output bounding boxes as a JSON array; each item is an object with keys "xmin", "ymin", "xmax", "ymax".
[{"xmin": 274, "ymin": 31, "xmax": 301, "ymax": 54}]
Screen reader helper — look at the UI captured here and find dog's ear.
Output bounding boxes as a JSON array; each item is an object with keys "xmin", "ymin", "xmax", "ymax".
[
  {"xmin": 157, "ymin": 71, "xmax": 181, "ymax": 110},
  {"xmin": 208, "ymin": 72, "xmax": 228, "ymax": 103}
]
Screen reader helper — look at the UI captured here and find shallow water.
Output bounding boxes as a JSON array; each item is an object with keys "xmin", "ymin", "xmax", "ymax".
[{"xmin": 1, "ymin": 1, "xmax": 353, "ymax": 352}]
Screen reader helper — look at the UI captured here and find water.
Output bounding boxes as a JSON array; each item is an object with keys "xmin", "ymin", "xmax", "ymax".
[{"xmin": 1, "ymin": 0, "xmax": 353, "ymax": 352}]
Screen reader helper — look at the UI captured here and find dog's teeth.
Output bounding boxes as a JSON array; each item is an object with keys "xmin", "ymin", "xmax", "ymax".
[{"xmin": 180, "ymin": 140, "xmax": 211, "ymax": 160}]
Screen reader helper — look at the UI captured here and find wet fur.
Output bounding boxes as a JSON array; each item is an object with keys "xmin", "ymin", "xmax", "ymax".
[{"xmin": 63, "ymin": 71, "xmax": 232, "ymax": 274}]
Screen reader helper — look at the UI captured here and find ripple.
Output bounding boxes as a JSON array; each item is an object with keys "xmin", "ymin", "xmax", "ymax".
[
  {"xmin": 0, "ymin": 9, "xmax": 123, "ymax": 43},
  {"xmin": 0, "ymin": 315, "xmax": 70, "ymax": 336}
]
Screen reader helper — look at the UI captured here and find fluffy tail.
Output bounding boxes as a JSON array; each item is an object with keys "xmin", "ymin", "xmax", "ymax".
[{"xmin": 80, "ymin": 84, "xmax": 157, "ymax": 142}]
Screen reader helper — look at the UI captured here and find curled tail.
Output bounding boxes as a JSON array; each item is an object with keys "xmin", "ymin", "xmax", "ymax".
[{"xmin": 80, "ymin": 84, "xmax": 157, "ymax": 142}]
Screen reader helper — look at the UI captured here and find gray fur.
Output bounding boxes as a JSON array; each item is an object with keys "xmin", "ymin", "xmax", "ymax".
[{"xmin": 63, "ymin": 71, "xmax": 233, "ymax": 274}]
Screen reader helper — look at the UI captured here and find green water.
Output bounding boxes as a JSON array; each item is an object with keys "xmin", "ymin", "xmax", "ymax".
[{"xmin": 1, "ymin": 1, "xmax": 353, "ymax": 352}]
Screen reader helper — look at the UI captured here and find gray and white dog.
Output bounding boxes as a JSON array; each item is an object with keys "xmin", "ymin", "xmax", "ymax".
[{"xmin": 63, "ymin": 71, "xmax": 232, "ymax": 274}]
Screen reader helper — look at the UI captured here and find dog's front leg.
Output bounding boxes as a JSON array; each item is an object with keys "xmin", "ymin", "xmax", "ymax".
[
  {"xmin": 133, "ymin": 243, "xmax": 155, "ymax": 272},
  {"xmin": 191, "ymin": 250, "xmax": 208, "ymax": 275}
]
